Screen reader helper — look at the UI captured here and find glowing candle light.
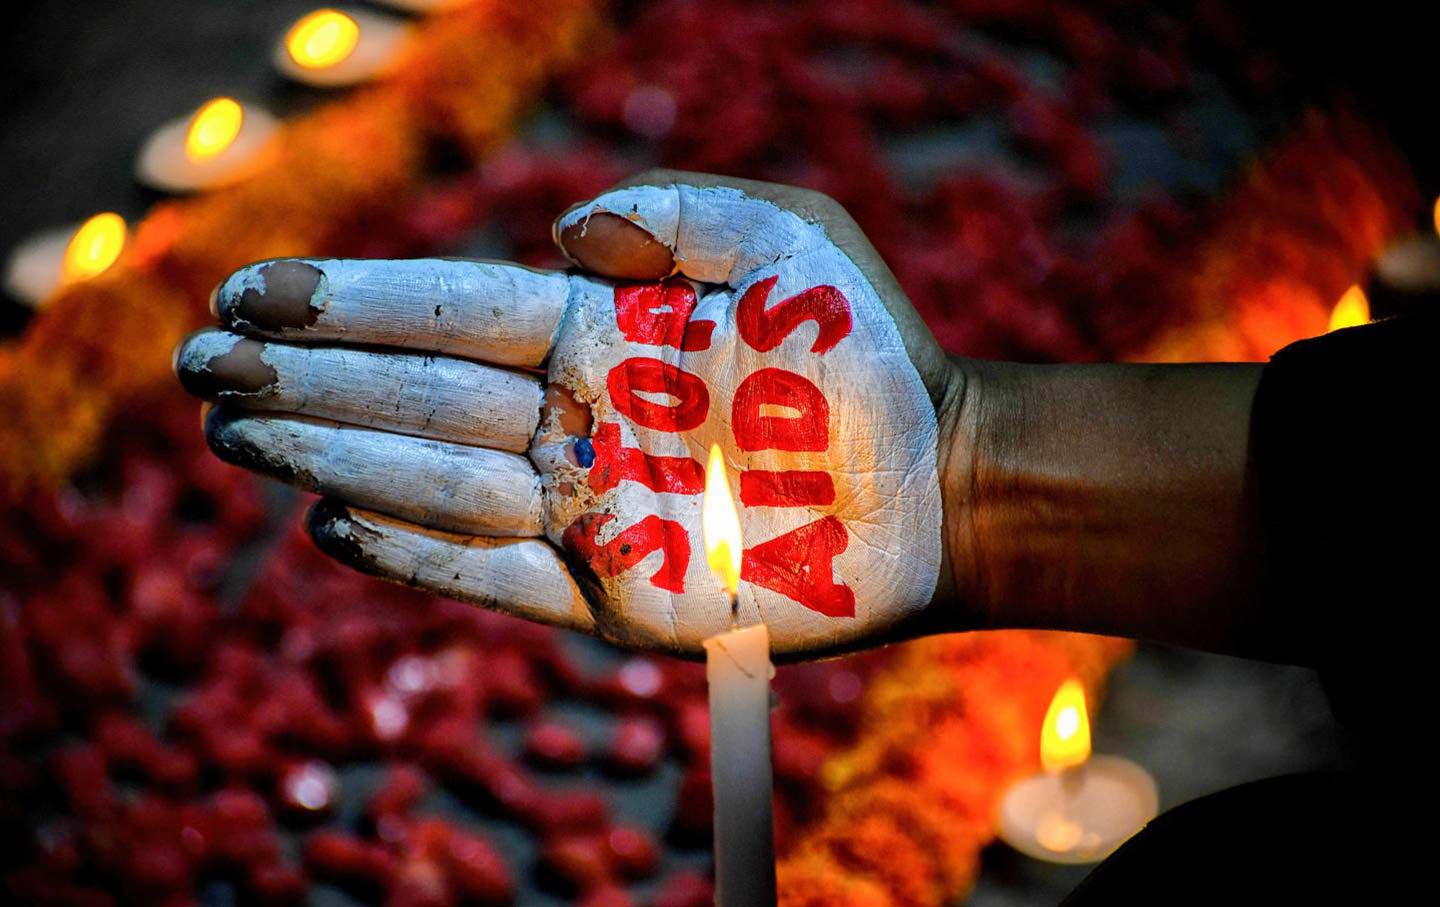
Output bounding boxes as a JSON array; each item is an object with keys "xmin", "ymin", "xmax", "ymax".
[
  {"xmin": 61, "ymin": 213, "xmax": 127, "ymax": 284},
  {"xmin": 703, "ymin": 444, "xmax": 744, "ymax": 604},
  {"xmin": 4, "ymin": 213, "xmax": 127, "ymax": 308},
  {"xmin": 1041, "ymin": 678, "xmax": 1091, "ymax": 772},
  {"xmin": 274, "ymin": 8, "xmax": 410, "ymax": 87},
  {"xmin": 997, "ymin": 679, "xmax": 1158, "ymax": 865},
  {"xmin": 287, "ymin": 9, "xmax": 361, "ymax": 69},
  {"xmin": 701, "ymin": 444, "xmax": 777, "ymax": 907},
  {"xmin": 1327, "ymin": 284, "xmax": 1371, "ymax": 333},
  {"xmin": 184, "ymin": 97, "xmax": 245, "ymax": 163},
  {"xmin": 136, "ymin": 97, "xmax": 278, "ymax": 193}
]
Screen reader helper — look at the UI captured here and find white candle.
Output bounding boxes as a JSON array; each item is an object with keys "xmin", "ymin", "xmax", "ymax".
[
  {"xmin": 273, "ymin": 8, "xmax": 411, "ymax": 88},
  {"xmin": 705, "ymin": 623, "xmax": 777, "ymax": 906},
  {"xmin": 701, "ymin": 443, "xmax": 777, "ymax": 907},
  {"xmin": 3, "ymin": 212, "xmax": 127, "ymax": 309},
  {"xmin": 135, "ymin": 97, "xmax": 279, "ymax": 194}
]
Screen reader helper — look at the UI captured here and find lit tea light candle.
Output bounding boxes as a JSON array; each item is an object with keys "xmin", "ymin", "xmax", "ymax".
[
  {"xmin": 1328, "ymin": 284, "xmax": 1371, "ymax": 332},
  {"xmin": 135, "ymin": 97, "xmax": 279, "ymax": 193},
  {"xmin": 274, "ymin": 7, "xmax": 410, "ymax": 87},
  {"xmin": 3, "ymin": 212, "xmax": 127, "ymax": 308},
  {"xmin": 701, "ymin": 443, "xmax": 777, "ymax": 907},
  {"xmin": 997, "ymin": 679, "xmax": 1158, "ymax": 865}
]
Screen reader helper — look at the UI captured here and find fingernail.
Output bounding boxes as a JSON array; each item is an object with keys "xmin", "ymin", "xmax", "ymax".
[
  {"xmin": 307, "ymin": 500, "xmax": 377, "ymax": 573},
  {"xmin": 176, "ymin": 333, "xmax": 278, "ymax": 399},
  {"xmin": 558, "ymin": 212, "xmax": 675, "ymax": 280},
  {"xmin": 220, "ymin": 260, "xmax": 324, "ymax": 332}
]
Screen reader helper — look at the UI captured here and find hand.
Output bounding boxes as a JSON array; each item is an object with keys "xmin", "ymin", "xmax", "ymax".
[{"xmin": 176, "ymin": 170, "xmax": 963, "ymax": 659}]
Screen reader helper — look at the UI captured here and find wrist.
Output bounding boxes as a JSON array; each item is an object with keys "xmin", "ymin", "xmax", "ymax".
[{"xmin": 933, "ymin": 354, "xmax": 992, "ymax": 631}]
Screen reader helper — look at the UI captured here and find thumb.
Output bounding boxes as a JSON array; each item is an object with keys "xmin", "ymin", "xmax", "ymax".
[
  {"xmin": 554, "ymin": 169, "xmax": 844, "ymax": 286},
  {"xmin": 553, "ymin": 207, "xmax": 677, "ymax": 282}
]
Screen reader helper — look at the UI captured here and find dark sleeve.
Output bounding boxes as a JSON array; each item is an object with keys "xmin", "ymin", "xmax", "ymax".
[{"xmin": 1251, "ymin": 309, "xmax": 1438, "ymax": 764}]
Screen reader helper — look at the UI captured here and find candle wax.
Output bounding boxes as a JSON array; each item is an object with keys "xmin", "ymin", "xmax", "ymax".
[
  {"xmin": 4, "ymin": 227, "xmax": 75, "ymax": 308},
  {"xmin": 705, "ymin": 622, "xmax": 777, "ymax": 907}
]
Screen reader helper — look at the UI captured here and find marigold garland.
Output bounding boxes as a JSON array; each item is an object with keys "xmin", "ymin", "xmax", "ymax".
[{"xmin": 776, "ymin": 632, "xmax": 1132, "ymax": 906}]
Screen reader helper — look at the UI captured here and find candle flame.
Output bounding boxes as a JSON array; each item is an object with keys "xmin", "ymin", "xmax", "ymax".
[
  {"xmin": 286, "ymin": 9, "xmax": 361, "ymax": 70},
  {"xmin": 1040, "ymin": 679, "xmax": 1091, "ymax": 772},
  {"xmin": 1433, "ymin": 197, "xmax": 1440, "ymax": 238},
  {"xmin": 184, "ymin": 97, "xmax": 245, "ymax": 163},
  {"xmin": 1327, "ymin": 284, "xmax": 1370, "ymax": 332},
  {"xmin": 702, "ymin": 444, "xmax": 742, "ymax": 597},
  {"xmin": 60, "ymin": 213, "xmax": 127, "ymax": 284}
]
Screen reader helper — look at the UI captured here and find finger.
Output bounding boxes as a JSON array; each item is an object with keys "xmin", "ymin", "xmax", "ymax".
[
  {"xmin": 177, "ymin": 330, "xmax": 543, "ymax": 453},
  {"xmin": 554, "ymin": 169, "xmax": 848, "ymax": 286},
  {"xmin": 215, "ymin": 258, "xmax": 570, "ymax": 367},
  {"xmin": 306, "ymin": 499, "xmax": 595, "ymax": 635},
  {"xmin": 206, "ymin": 408, "xmax": 543, "ymax": 537}
]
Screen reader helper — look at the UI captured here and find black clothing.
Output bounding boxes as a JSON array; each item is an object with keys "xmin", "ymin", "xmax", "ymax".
[{"xmin": 1067, "ymin": 310, "xmax": 1436, "ymax": 903}]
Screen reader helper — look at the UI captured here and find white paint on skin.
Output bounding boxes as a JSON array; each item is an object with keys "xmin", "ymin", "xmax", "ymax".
[
  {"xmin": 556, "ymin": 186, "xmax": 825, "ymax": 285},
  {"xmin": 182, "ymin": 330, "xmax": 543, "ymax": 452},
  {"xmin": 546, "ymin": 185, "xmax": 942, "ymax": 656},
  {"xmin": 197, "ymin": 184, "xmax": 941, "ymax": 658},
  {"xmin": 211, "ymin": 413, "xmax": 544, "ymax": 537},
  {"xmin": 218, "ymin": 258, "xmax": 570, "ymax": 368},
  {"xmin": 318, "ymin": 506, "xmax": 594, "ymax": 633}
]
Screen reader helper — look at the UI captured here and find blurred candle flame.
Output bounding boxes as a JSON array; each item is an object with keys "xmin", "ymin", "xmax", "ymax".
[
  {"xmin": 60, "ymin": 213, "xmax": 127, "ymax": 284},
  {"xmin": 702, "ymin": 444, "xmax": 742, "ymax": 597},
  {"xmin": 1327, "ymin": 284, "xmax": 1370, "ymax": 332},
  {"xmin": 286, "ymin": 9, "xmax": 361, "ymax": 70},
  {"xmin": 184, "ymin": 97, "xmax": 245, "ymax": 163},
  {"xmin": 1040, "ymin": 679, "xmax": 1091, "ymax": 772},
  {"xmin": 1433, "ymin": 197, "xmax": 1440, "ymax": 238}
]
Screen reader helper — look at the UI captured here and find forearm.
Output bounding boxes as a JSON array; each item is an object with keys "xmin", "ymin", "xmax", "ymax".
[{"xmin": 939, "ymin": 358, "xmax": 1290, "ymax": 660}]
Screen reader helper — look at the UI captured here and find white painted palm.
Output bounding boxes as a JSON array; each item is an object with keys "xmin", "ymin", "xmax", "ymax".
[{"xmin": 177, "ymin": 180, "xmax": 943, "ymax": 658}]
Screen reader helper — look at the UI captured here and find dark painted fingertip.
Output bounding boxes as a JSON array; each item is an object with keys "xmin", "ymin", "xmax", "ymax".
[
  {"xmin": 573, "ymin": 437, "xmax": 595, "ymax": 468},
  {"xmin": 201, "ymin": 408, "xmax": 310, "ymax": 487},
  {"xmin": 201, "ymin": 406, "xmax": 251, "ymax": 465},
  {"xmin": 306, "ymin": 499, "xmax": 379, "ymax": 574},
  {"xmin": 218, "ymin": 260, "xmax": 324, "ymax": 332},
  {"xmin": 559, "ymin": 212, "xmax": 675, "ymax": 281},
  {"xmin": 175, "ymin": 332, "xmax": 278, "ymax": 400}
]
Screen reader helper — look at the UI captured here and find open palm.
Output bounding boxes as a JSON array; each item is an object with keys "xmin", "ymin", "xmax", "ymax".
[{"xmin": 177, "ymin": 171, "xmax": 954, "ymax": 658}]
